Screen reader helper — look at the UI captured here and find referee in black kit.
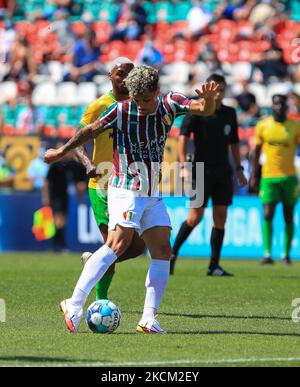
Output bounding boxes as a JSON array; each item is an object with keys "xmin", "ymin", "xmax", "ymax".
[{"xmin": 170, "ymin": 73, "xmax": 248, "ymax": 276}]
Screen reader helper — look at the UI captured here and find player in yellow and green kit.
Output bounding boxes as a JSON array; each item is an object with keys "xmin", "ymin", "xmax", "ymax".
[
  {"xmin": 251, "ymin": 94, "xmax": 300, "ymax": 264},
  {"xmin": 74, "ymin": 57, "xmax": 145, "ymax": 299}
]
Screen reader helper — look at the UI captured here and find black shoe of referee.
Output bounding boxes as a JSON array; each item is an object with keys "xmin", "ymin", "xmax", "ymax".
[
  {"xmin": 169, "ymin": 254, "xmax": 177, "ymax": 275},
  {"xmin": 207, "ymin": 265, "xmax": 234, "ymax": 277},
  {"xmin": 261, "ymin": 257, "xmax": 274, "ymax": 265}
]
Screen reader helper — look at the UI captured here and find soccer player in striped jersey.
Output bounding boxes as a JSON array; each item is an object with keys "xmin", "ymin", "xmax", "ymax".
[
  {"xmin": 45, "ymin": 65, "xmax": 219, "ymax": 334},
  {"xmin": 73, "ymin": 57, "xmax": 145, "ymax": 301}
]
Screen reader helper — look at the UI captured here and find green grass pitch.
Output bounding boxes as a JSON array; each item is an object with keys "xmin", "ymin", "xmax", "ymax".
[{"xmin": 1, "ymin": 252, "xmax": 300, "ymax": 367}]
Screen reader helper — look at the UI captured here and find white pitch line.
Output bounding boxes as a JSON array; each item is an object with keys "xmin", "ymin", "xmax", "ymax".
[
  {"xmin": 4, "ymin": 357, "xmax": 300, "ymax": 367},
  {"xmin": 76, "ymin": 357, "xmax": 300, "ymax": 366}
]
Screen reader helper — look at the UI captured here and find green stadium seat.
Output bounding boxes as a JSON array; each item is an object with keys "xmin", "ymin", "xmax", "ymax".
[
  {"xmin": 153, "ymin": 1, "xmax": 174, "ymax": 23},
  {"xmin": 172, "ymin": 1, "xmax": 192, "ymax": 22},
  {"xmin": 291, "ymin": 0, "xmax": 300, "ymax": 21},
  {"xmin": 98, "ymin": 2, "xmax": 119, "ymax": 23}
]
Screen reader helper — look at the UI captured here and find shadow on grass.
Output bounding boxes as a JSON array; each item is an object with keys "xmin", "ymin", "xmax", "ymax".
[
  {"xmin": 159, "ymin": 312, "xmax": 291, "ymax": 321},
  {"xmin": 0, "ymin": 356, "xmax": 95, "ymax": 364},
  {"xmin": 166, "ymin": 330, "xmax": 300, "ymax": 337}
]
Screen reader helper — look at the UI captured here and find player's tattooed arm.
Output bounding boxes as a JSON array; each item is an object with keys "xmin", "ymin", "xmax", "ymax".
[
  {"xmin": 73, "ymin": 126, "xmax": 99, "ymax": 178},
  {"xmin": 44, "ymin": 118, "xmax": 106, "ymax": 164},
  {"xmin": 189, "ymin": 81, "xmax": 219, "ymax": 116}
]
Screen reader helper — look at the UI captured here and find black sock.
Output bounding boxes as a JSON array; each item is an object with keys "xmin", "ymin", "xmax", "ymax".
[
  {"xmin": 53, "ymin": 228, "xmax": 65, "ymax": 251},
  {"xmin": 172, "ymin": 221, "xmax": 194, "ymax": 257},
  {"xmin": 209, "ymin": 227, "xmax": 225, "ymax": 268}
]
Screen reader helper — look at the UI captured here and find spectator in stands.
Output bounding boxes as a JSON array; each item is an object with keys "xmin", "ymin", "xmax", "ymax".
[
  {"xmin": 196, "ymin": 46, "xmax": 223, "ymax": 78},
  {"xmin": 214, "ymin": 0, "xmax": 255, "ymax": 22},
  {"xmin": 187, "ymin": 0, "xmax": 212, "ymax": 40},
  {"xmin": 0, "ymin": 19, "xmax": 16, "ymax": 66},
  {"xmin": 109, "ymin": 0, "xmax": 147, "ymax": 42},
  {"xmin": 27, "ymin": 146, "xmax": 49, "ymax": 191},
  {"xmin": 4, "ymin": 33, "xmax": 36, "ymax": 82},
  {"xmin": 15, "ymin": 96, "xmax": 36, "ymax": 135},
  {"xmin": 49, "ymin": 9, "xmax": 75, "ymax": 59},
  {"xmin": 0, "ymin": 0, "xmax": 15, "ymax": 18},
  {"xmin": 184, "ymin": 69, "xmax": 199, "ymax": 97},
  {"xmin": 235, "ymin": 79, "xmax": 262, "ymax": 128},
  {"xmin": 136, "ymin": 40, "xmax": 163, "ymax": 69},
  {"xmin": 248, "ymin": 0, "xmax": 281, "ymax": 27},
  {"xmin": 250, "ymin": 46, "xmax": 289, "ymax": 84},
  {"xmin": 63, "ymin": 30, "xmax": 100, "ymax": 82},
  {"xmin": 287, "ymin": 91, "xmax": 300, "ymax": 119},
  {"xmin": 235, "ymin": 79, "xmax": 257, "ymax": 112},
  {"xmin": 0, "ymin": 148, "xmax": 14, "ymax": 189}
]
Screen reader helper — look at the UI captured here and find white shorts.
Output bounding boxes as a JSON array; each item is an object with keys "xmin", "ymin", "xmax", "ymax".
[{"xmin": 108, "ymin": 186, "xmax": 172, "ymax": 236}]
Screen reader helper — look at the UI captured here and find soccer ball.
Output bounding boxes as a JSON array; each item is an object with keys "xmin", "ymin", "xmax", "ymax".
[{"xmin": 86, "ymin": 299, "xmax": 121, "ymax": 333}]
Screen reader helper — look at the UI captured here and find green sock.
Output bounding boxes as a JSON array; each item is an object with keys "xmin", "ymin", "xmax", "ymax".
[
  {"xmin": 284, "ymin": 223, "xmax": 294, "ymax": 258},
  {"xmin": 263, "ymin": 220, "xmax": 273, "ymax": 257},
  {"xmin": 95, "ymin": 272, "xmax": 115, "ymax": 300}
]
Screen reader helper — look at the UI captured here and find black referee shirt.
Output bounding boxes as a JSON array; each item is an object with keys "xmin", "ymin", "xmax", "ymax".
[{"xmin": 180, "ymin": 104, "xmax": 239, "ymax": 174}]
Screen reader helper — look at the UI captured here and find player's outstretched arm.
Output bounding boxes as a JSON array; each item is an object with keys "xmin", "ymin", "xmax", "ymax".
[
  {"xmin": 44, "ymin": 118, "xmax": 106, "ymax": 164},
  {"xmin": 73, "ymin": 127, "xmax": 99, "ymax": 178},
  {"xmin": 189, "ymin": 81, "xmax": 219, "ymax": 116}
]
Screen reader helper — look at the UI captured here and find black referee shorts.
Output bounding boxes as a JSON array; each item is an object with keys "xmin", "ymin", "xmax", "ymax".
[
  {"xmin": 50, "ymin": 194, "xmax": 69, "ymax": 215},
  {"xmin": 192, "ymin": 167, "xmax": 234, "ymax": 208}
]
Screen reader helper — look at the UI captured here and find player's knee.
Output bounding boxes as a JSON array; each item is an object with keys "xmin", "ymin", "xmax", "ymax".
[
  {"xmin": 155, "ymin": 243, "xmax": 172, "ymax": 260},
  {"xmin": 214, "ymin": 217, "xmax": 226, "ymax": 229},
  {"xmin": 187, "ymin": 216, "xmax": 201, "ymax": 228},
  {"xmin": 130, "ymin": 242, "xmax": 146, "ymax": 258},
  {"xmin": 106, "ymin": 238, "xmax": 132, "ymax": 257}
]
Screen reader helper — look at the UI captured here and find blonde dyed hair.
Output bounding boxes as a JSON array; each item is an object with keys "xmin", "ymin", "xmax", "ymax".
[{"xmin": 125, "ymin": 65, "xmax": 159, "ymax": 97}]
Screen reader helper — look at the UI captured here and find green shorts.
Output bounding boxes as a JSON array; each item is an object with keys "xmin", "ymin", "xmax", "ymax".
[
  {"xmin": 89, "ymin": 187, "xmax": 108, "ymax": 227},
  {"xmin": 259, "ymin": 176, "xmax": 299, "ymax": 206}
]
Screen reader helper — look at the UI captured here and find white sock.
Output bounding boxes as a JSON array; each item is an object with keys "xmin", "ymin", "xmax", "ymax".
[
  {"xmin": 141, "ymin": 259, "xmax": 170, "ymax": 321},
  {"xmin": 70, "ymin": 245, "xmax": 117, "ymax": 309}
]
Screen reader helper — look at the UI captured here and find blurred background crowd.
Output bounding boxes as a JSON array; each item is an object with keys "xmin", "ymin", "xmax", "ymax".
[{"xmin": 1, "ymin": 0, "xmax": 300, "ymax": 195}]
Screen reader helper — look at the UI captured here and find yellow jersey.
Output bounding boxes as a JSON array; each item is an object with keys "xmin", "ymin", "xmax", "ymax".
[
  {"xmin": 80, "ymin": 91, "xmax": 116, "ymax": 189},
  {"xmin": 255, "ymin": 116, "xmax": 300, "ymax": 178}
]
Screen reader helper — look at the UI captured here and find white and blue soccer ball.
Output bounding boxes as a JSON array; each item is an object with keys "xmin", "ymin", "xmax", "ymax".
[{"xmin": 86, "ymin": 299, "xmax": 121, "ymax": 333}]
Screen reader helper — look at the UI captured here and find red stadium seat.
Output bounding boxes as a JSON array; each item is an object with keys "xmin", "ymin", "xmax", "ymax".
[
  {"xmin": 236, "ymin": 41, "xmax": 254, "ymax": 62},
  {"xmin": 57, "ymin": 125, "xmax": 76, "ymax": 139},
  {"xmin": 155, "ymin": 21, "xmax": 173, "ymax": 42},
  {"xmin": 163, "ymin": 40, "xmax": 193, "ymax": 63},
  {"xmin": 43, "ymin": 126, "xmax": 57, "ymax": 139},
  {"xmin": 214, "ymin": 19, "xmax": 237, "ymax": 41},
  {"xmin": 100, "ymin": 41, "xmax": 126, "ymax": 63},
  {"xmin": 93, "ymin": 21, "xmax": 112, "ymax": 44},
  {"xmin": 126, "ymin": 41, "xmax": 143, "ymax": 61},
  {"xmin": 238, "ymin": 126, "xmax": 254, "ymax": 141},
  {"xmin": 15, "ymin": 20, "xmax": 32, "ymax": 36},
  {"xmin": 71, "ymin": 21, "xmax": 87, "ymax": 36},
  {"xmin": 171, "ymin": 21, "xmax": 190, "ymax": 38},
  {"xmin": 3, "ymin": 125, "xmax": 15, "ymax": 136},
  {"xmin": 283, "ymin": 47, "xmax": 300, "ymax": 64},
  {"xmin": 236, "ymin": 20, "xmax": 253, "ymax": 37}
]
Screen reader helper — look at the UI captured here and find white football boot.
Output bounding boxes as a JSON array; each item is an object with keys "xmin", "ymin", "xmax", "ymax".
[
  {"xmin": 59, "ymin": 299, "xmax": 83, "ymax": 333},
  {"xmin": 136, "ymin": 318, "xmax": 167, "ymax": 334}
]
